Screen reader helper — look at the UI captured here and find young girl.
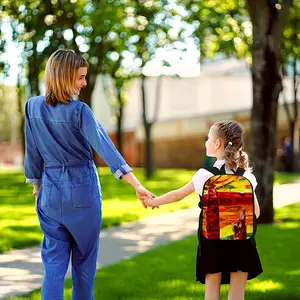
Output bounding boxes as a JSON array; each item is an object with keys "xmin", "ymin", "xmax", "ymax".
[{"xmin": 145, "ymin": 120, "xmax": 263, "ymax": 300}]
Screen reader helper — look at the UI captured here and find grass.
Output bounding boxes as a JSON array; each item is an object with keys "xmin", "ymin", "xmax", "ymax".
[
  {"xmin": 6, "ymin": 203, "xmax": 300, "ymax": 300},
  {"xmin": 274, "ymin": 171, "xmax": 300, "ymax": 185},
  {"xmin": 0, "ymin": 168, "xmax": 197, "ymax": 253},
  {"xmin": 0, "ymin": 168, "xmax": 299, "ymax": 253}
]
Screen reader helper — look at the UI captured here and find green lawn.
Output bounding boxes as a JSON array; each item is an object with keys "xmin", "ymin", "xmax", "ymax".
[
  {"xmin": 0, "ymin": 168, "xmax": 197, "ymax": 253},
  {"xmin": 274, "ymin": 171, "xmax": 300, "ymax": 185},
  {"xmin": 0, "ymin": 168, "xmax": 299, "ymax": 253},
  {"xmin": 6, "ymin": 203, "xmax": 300, "ymax": 300}
]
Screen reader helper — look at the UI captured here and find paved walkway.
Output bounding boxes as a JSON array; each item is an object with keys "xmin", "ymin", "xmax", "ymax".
[{"xmin": 1, "ymin": 182, "xmax": 299, "ymax": 299}]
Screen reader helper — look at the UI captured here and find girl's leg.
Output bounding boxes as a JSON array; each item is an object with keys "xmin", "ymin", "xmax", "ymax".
[
  {"xmin": 228, "ymin": 271, "xmax": 248, "ymax": 300},
  {"xmin": 205, "ymin": 272, "xmax": 222, "ymax": 300}
]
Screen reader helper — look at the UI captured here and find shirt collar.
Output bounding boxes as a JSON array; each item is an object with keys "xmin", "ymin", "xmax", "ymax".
[{"xmin": 213, "ymin": 159, "xmax": 225, "ymax": 168}]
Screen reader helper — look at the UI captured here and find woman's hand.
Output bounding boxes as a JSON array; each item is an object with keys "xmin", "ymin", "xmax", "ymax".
[
  {"xmin": 35, "ymin": 196, "xmax": 38, "ymax": 212},
  {"xmin": 33, "ymin": 185, "xmax": 39, "ymax": 213},
  {"xmin": 135, "ymin": 184, "xmax": 153, "ymax": 207},
  {"xmin": 135, "ymin": 185, "xmax": 158, "ymax": 209}
]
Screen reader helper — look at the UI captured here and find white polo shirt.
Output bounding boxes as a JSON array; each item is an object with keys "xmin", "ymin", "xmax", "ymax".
[{"xmin": 192, "ymin": 159, "xmax": 258, "ymax": 196}]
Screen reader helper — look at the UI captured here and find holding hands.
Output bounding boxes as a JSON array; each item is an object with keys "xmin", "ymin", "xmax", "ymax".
[
  {"xmin": 135, "ymin": 184, "xmax": 159, "ymax": 209},
  {"xmin": 144, "ymin": 194, "xmax": 160, "ymax": 208}
]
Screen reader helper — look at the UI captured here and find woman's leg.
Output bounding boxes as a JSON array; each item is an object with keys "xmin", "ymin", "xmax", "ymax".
[
  {"xmin": 67, "ymin": 205, "xmax": 101, "ymax": 300},
  {"xmin": 71, "ymin": 239, "xmax": 99, "ymax": 300},
  {"xmin": 228, "ymin": 271, "xmax": 248, "ymax": 300},
  {"xmin": 38, "ymin": 208, "xmax": 71, "ymax": 300},
  {"xmin": 205, "ymin": 272, "xmax": 222, "ymax": 300},
  {"xmin": 66, "ymin": 166, "xmax": 102, "ymax": 300}
]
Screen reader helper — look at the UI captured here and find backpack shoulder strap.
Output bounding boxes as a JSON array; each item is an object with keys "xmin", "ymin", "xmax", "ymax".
[
  {"xmin": 234, "ymin": 167, "xmax": 246, "ymax": 176},
  {"xmin": 204, "ymin": 164, "xmax": 228, "ymax": 175},
  {"xmin": 204, "ymin": 167, "xmax": 222, "ymax": 175}
]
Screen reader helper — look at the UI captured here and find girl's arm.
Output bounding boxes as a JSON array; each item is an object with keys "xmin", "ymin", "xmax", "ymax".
[
  {"xmin": 254, "ymin": 193, "xmax": 260, "ymax": 218},
  {"xmin": 145, "ymin": 181, "xmax": 195, "ymax": 207}
]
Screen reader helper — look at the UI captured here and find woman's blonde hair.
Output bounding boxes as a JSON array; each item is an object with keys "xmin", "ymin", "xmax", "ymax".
[
  {"xmin": 45, "ymin": 49, "xmax": 88, "ymax": 106},
  {"xmin": 211, "ymin": 120, "xmax": 250, "ymax": 170}
]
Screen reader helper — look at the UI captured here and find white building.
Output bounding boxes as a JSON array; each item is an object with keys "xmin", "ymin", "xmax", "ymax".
[{"xmin": 91, "ymin": 58, "xmax": 298, "ymax": 168}]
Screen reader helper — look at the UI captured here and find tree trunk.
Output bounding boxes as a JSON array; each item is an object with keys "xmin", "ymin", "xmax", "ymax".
[
  {"xmin": 145, "ymin": 122, "xmax": 153, "ymax": 179},
  {"xmin": 27, "ymin": 49, "xmax": 41, "ymax": 96},
  {"xmin": 141, "ymin": 74, "xmax": 154, "ymax": 179},
  {"xmin": 247, "ymin": 0, "xmax": 291, "ymax": 223}
]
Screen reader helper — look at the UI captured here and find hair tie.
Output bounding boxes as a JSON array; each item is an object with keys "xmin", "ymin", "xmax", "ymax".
[{"xmin": 228, "ymin": 141, "xmax": 233, "ymax": 146}]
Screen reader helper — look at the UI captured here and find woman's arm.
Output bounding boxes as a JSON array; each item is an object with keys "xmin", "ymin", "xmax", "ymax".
[
  {"xmin": 79, "ymin": 103, "xmax": 132, "ymax": 180},
  {"xmin": 24, "ymin": 101, "xmax": 44, "ymax": 186},
  {"xmin": 79, "ymin": 104, "xmax": 155, "ymax": 207},
  {"xmin": 145, "ymin": 181, "xmax": 195, "ymax": 207}
]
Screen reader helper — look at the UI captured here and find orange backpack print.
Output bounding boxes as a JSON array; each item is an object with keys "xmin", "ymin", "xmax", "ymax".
[{"xmin": 200, "ymin": 166, "xmax": 256, "ymax": 241}]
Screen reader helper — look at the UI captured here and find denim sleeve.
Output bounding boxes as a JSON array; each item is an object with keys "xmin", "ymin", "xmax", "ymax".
[
  {"xmin": 24, "ymin": 101, "xmax": 44, "ymax": 185},
  {"xmin": 79, "ymin": 103, "xmax": 132, "ymax": 179}
]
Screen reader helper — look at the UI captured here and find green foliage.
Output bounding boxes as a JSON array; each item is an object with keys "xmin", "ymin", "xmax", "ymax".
[
  {"xmin": 282, "ymin": 0, "xmax": 300, "ymax": 71},
  {"xmin": 1, "ymin": 0, "xmax": 178, "ymax": 101},
  {"xmin": 181, "ymin": 0, "xmax": 251, "ymax": 62},
  {"xmin": 7, "ymin": 202, "xmax": 300, "ymax": 299}
]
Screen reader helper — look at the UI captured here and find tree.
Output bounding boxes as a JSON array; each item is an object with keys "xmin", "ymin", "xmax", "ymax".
[
  {"xmin": 247, "ymin": 0, "xmax": 292, "ymax": 223},
  {"xmin": 101, "ymin": 60, "xmax": 136, "ymax": 154},
  {"xmin": 281, "ymin": 0, "xmax": 300, "ymax": 171},
  {"xmin": 129, "ymin": 0, "xmax": 177, "ymax": 178},
  {"xmin": 182, "ymin": 0, "xmax": 252, "ymax": 62},
  {"xmin": 3, "ymin": 0, "xmax": 133, "ymax": 107},
  {"xmin": 181, "ymin": 0, "xmax": 293, "ymax": 223}
]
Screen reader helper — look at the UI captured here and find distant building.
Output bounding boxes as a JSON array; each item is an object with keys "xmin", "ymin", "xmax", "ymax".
[
  {"xmin": 91, "ymin": 59, "xmax": 299, "ymax": 169},
  {"xmin": 1, "ymin": 59, "xmax": 298, "ymax": 169}
]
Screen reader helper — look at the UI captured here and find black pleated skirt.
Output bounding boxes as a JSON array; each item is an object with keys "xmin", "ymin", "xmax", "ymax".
[{"xmin": 196, "ymin": 234, "xmax": 263, "ymax": 284}]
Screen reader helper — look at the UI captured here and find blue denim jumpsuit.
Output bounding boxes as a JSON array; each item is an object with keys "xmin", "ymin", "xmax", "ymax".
[{"xmin": 24, "ymin": 96, "xmax": 132, "ymax": 300}]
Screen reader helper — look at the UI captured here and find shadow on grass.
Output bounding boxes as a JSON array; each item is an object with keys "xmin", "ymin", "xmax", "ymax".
[
  {"xmin": 7, "ymin": 225, "xmax": 41, "ymax": 233},
  {"xmin": 102, "ymin": 214, "xmax": 140, "ymax": 228},
  {"xmin": 0, "ymin": 225, "xmax": 41, "ymax": 253}
]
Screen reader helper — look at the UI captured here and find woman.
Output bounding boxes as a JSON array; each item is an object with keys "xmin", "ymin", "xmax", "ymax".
[{"xmin": 24, "ymin": 48, "xmax": 152, "ymax": 299}]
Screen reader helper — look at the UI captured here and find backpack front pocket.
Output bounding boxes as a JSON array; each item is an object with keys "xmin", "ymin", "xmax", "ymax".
[{"xmin": 71, "ymin": 183, "xmax": 93, "ymax": 208}]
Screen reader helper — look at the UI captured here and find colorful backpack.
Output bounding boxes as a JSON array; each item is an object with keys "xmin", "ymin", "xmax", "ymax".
[{"xmin": 199, "ymin": 165, "xmax": 256, "ymax": 241}]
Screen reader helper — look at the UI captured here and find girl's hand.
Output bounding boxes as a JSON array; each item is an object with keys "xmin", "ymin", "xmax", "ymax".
[
  {"xmin": 144, "ymin": 196, "xmax": 159, "ymax": 208},
  {"xmin": 135, "ymin": 184, "xmax": 156, "ymax": 208}
]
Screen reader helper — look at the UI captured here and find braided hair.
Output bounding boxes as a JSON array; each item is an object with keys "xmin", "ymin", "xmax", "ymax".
[{"xmin": 211, "ymin": 120, "xmax": 250, "ymax": 170}]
